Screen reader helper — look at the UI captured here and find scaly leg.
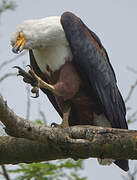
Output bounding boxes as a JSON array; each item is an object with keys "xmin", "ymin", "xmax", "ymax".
[
  {"xmin": 14, "ymin": 65, "xmax": 71, "ymax": 128},
  {"xmin": 51, "ymin": 106, "xmax": 71, "ymax": 128}
]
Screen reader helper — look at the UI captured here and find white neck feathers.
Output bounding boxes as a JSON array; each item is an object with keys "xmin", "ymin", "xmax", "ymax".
[{"xmin": 32, "ymin": 44, "xmax": 72, "ymax": 74}]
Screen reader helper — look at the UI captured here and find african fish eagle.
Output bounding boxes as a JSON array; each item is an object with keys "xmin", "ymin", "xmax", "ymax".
[{"xmin": 10, "ymin": 12, "xmax": 129, "ymax": 171}]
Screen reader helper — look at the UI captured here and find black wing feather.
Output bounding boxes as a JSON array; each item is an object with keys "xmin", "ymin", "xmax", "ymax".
[
  {"xmin": 61, "ymin": 12, "xmax": 129, "ymax": 172},
  {"xmin": 61, "ymin": 12, "xmax": 127, "ymax": 129}
]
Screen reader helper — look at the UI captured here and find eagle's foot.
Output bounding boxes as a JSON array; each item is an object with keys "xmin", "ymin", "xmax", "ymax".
[
  {"xmin": 13, "ymin": 65, "xmax": 40, "ymax": 98},
  {"xmin": 51, "ymin": 107, "xmax": 71, "ymax": 128},
  {"xmin": 13, "ymin": 66, "xmax": 37, "ymax": 85},
  {"xmin": 14, "ymin": 65, "xmax": 57, "ymax": 98},
  {"xmin": 51, "ymin": 121, "xmax": 68, "ymax": 128},
  {"xmin": 51, "ymin": 120, "xmax": 68, "ymax": 128},
  {"xmin": 51, "ymin": 122, "xmax": 60, "ymax": 127}
]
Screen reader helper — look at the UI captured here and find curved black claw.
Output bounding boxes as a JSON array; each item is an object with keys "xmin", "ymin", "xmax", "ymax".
[
  {"xmin": 31, "ymin": 94, "xmax": 39, "ymax": 98},
  {"xmin": 26, "ymin": 65, "xmax": 33, "ymax": 70},
  {"xmin": 51, "ymin": 122, "xmax": 59, "ymax": 127},
  {"xmin": 13, "ymin": 66, "xmax": 23, "ymax": 75},
  {"xmin": 13, "ymin": 66, "xmax": 26, "ymax": 77},
  {"xmin": 13, "ymin": 65, "xmax": 37, "ymax": 84},
  {"xmin": 13, "ymin": 66, "xmax": 22, "ymax": 70},
  {"xmin": 31, "ymin": 87, "xmax": 39, "ymax": 98}
]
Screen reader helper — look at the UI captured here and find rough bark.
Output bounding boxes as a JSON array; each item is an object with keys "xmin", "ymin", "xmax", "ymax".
[{"xmin": 0, "ymin": 95, "xmax": 137, "ymax": 165}]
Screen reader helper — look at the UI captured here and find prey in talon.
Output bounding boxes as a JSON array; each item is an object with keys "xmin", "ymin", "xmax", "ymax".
[{"xmin": 11, "ymin": 12, "xmax": 129, "ymax": 171}]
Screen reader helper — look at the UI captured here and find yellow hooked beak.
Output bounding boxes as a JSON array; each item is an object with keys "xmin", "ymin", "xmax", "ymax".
[{"xmin": 12, "ymin": 32, "xmax": 26, "ymax": 54}]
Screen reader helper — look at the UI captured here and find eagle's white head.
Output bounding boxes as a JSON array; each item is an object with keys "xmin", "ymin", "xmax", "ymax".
[
  {"xmin": 10, "ymin": 16, "xmax": 72, "ymax": 73},
  {"xmin": 11, "ymin": 16, "xmax": 69, "ymax": 52}
]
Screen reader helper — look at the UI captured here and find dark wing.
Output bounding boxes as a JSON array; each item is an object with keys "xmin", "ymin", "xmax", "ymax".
[
  {"xmin": 61, "ymin": 12, "xmax": 129, "ymax": 172},
  {"xmin": 29, "ymin": 50, "xmax": 63, "ymax": 118},
  {"xmin": 61, "ymin": 12, "xmax": 128, "ymax": 130}
]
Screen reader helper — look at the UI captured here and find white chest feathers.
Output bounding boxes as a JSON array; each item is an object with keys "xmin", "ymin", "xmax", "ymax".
[{"xmin": 32, "ymin": 44, "xmax": 72, "ymax": 74}]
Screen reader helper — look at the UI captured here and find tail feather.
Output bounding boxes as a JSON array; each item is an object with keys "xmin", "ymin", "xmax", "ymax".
[{"xmin": 114, "ymin": 160, "xmax": 129, "ymax": 172}]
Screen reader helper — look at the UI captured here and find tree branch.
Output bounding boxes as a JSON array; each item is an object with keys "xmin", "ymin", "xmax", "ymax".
[
  {"xmin": 0, "ymin": 95, "xmax": 137, "ymax": 165},
  {"xmin": 0, "ymin": 0, "xmax": 16, "ymax": 15},
  {"xmin": 0, "ymin": 73, "xmax": 16, "ymax": 83},
  {"xmin": 1, "ymin": 165, "xmax": 10, "ymax": 180},
  {"xmin": 0, "ymin": 136, "xmax": 64, "ymax": 165},
  {"xmin": 0, "ymin": 52, "xmax": 26, "ymax": 71},
  {"xmin": 125, "ymin": 79, "xmax": 137, "ymax": 103}
]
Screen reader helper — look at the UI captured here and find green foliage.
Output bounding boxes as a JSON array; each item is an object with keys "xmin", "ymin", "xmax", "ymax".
[
  {"xmin": 9, "ymin": 159, "xmax": 87, "ymax": 180},
  {"xmin": 0, "ymin": 0, "xmax": 17, "ymax": 15}
]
